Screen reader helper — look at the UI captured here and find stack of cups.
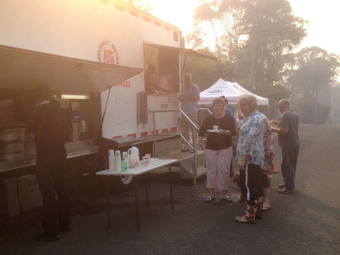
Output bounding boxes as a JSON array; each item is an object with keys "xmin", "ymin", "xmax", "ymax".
[
  {"xmin": 115, "ymin": 150, "xmax": 121, "ymax": 172},
  {"xmin": 108, "ymin": 150, "xmax": 115, "ymax": 171}
]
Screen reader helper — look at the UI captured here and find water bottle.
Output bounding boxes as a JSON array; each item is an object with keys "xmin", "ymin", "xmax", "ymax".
[
  {"xmin": 128, "ymin": 145, "xmax": 139, "ymax": 168},
  {"xmin": 108, "ymin": 150, "xmax": 115, "ymax": 171},
  {"xmin": 115, "ymin": 150, "xmax": 121, "ymax": 172}
]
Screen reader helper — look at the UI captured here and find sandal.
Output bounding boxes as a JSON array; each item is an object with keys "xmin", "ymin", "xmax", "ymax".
[
  {"xmin": 222, "ymin": 196, "xmax": 233, "ymax": 203},
  {"xmin": 204, "ymin": 196, "xmax": 214, "ymax": 202},
  {"xmin": 262, "ymin": 205, "xmax": 272, "ymax": 211}
]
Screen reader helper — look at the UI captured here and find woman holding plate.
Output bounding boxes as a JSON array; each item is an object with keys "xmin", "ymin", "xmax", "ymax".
[{"xmin": 198, "ymin": 97, "xmax": 236, "ymax": 202}]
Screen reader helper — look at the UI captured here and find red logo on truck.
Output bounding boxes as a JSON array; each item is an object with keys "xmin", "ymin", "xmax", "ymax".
[{"xmin": 98, "ymin": 40, "xmax": 119, "ymax": 65}]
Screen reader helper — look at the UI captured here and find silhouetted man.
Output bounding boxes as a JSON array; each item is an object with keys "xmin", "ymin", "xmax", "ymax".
[{"xmin": 270, "ymin": 99, "xmax": 299, "ymax": 194}]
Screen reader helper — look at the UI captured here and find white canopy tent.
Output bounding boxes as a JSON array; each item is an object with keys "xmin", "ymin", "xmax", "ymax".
[{"xmin": 198, "ymin": 78, "xmax": 269, "ymax": 105}]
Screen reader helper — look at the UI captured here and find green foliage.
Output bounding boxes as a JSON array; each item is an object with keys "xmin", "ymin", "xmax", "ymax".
[
  {"xmin": 294, "ymin": 97, "xmax": 330, "ymax": 124},
  {"xmin": 236, "ymin": 78, "xmax": 290, "ymax": 118},
  {"xmin": 281, "ymin": 47, "xmax": 340, "ymax": 101},
  {"xmin": 184, "ymin": 48, "xmax": 236, "ymax": 90},
  {"xmin": 187, "ymin": 0, "xmax": 308, "ymax": 85},
  {"xmin": 123, "ymin": 0, "xmax": 153, "ymax": 12}
]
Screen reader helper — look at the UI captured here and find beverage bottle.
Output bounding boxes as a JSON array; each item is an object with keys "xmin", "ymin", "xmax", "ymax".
[{"xmin": 108, "ymin": 150, "xmax": 115, "ymax": 171}]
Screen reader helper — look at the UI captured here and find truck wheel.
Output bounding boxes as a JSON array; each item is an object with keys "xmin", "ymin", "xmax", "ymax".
[
  {"xmin": 110, "ymin": 175, "xmax": 134, "ymax": 191},
  {"xmin": 120, "ymin": 175, "xmax": 133, "ymax": 186}
]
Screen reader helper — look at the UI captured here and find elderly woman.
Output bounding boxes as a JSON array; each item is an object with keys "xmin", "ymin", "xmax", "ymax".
[
  {"xmin": 198, "ymin": 97, "xmax": 236, "ymax": 202},
  {"xmin": 235, "ymin": 95, "xmax": 264, "ymax": 223}
]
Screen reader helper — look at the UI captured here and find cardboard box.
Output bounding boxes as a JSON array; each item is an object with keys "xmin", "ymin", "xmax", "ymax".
[{"xmin": 0, "ymin": 174, "xmax": 42, "ymax": 217}]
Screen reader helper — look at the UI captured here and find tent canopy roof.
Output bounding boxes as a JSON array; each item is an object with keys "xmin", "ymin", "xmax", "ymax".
[{"xmin": 199, "ymin": 78, "xmax": 269, "ymax": 106}]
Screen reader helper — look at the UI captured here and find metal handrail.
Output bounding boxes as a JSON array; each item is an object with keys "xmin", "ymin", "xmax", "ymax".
[
  {"xmin": 198, "ymin": 108, "xmax": 212, "ymax": 126},
  {"xmin": 149, "ymin": 109, "xmax": 199, "ymax": 183}
]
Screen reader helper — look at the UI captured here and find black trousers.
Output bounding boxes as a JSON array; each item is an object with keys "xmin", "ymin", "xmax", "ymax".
[
  {"xmin": 239, "ymin": 163, "xmax": 263, "ymax": 205},
  {"xmin": 281, "ymin": 146, "xmax": 299, "ymax": 190},
  {"xmin": 36, "ymin": 159, "xmax": 71, "ymax": 235}
]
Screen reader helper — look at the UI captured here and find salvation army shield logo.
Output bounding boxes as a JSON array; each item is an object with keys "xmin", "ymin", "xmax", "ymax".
[
  {"xmin": 98, "ymin": 40, "xmax": 119, "ymax": 65},
  {"xmin": 104, "ymin": 49, "xmax": 114, "ymax": 64}
]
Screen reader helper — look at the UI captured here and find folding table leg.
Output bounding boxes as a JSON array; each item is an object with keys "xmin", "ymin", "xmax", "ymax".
[
  {"xmin": 134, "ymin": 176, "xmax": 140, "ymax": 232},
  {"xmin": 169, "ymin": 166, "xmax": 174, "ymax": 209},
  {"xmin": 106, "ymin": 177, "xmax": 111, "ymax": 229},
  {"xmin": 145, "ymin": 180, "xmax": 149, "ymax": 208}
]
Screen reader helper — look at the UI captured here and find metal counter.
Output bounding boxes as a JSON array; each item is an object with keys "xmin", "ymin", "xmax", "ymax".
[{"xmin": 0, "ymin": 139, "xmax": 99, "ymax": 173}]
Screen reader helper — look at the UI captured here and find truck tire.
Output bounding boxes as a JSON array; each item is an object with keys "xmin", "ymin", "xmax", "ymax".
[{"xmin": 110, "ymin": 175, "xmax": 134, "ymax": 191}]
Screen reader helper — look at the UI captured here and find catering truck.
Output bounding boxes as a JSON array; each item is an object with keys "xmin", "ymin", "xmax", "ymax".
[{"xmin": 0, "ymin": 0, "xmax": 211, "ymax": 216}]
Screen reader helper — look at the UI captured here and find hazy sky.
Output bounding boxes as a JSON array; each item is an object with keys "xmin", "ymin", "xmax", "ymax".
[{"xmin": 148, "ymin": 0, "xmax": 339, "ymax": 56}]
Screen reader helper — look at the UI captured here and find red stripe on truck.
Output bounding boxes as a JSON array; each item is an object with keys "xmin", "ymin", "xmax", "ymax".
[
  {"xmin": 128, "ymin": 133, "xmax": 136, "ymax": 138},
  {"xmin": 140, "ymin": 131, "xmax": 148, "ymax": 137},
  {"xmin": 162, "ymin": 128, "xmax": 168, "ymax": 133},
  {"xmin": 143, "ymin": 16, "xmax": 150, "ymax": 22},
  {"xmin": 130, "ymin": 10, "xmax": 138, "ymax": 17},
  {"xmin": 115, "ymin": 4, "xmax": 124, "ymax": 11}
]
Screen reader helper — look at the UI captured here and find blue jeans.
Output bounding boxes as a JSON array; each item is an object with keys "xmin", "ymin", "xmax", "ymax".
[{"xmin": 281, "ymin": 146, "xmax": 299, "ymax": 190}]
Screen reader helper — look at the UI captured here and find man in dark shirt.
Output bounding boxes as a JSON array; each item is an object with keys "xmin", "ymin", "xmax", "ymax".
[
  {"xmin": 14, "ymin": 84, "xmax": 71, "ymax": 241},
  {"xmin": 271, "ymin": 99, "xmax": 300, "ymax": 194}
]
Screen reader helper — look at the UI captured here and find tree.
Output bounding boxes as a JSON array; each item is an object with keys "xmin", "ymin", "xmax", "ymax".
[
  {"xmin": 184, "ymin": 48, "xmax": 236, "ymax": 91},
  {"xmin": 280, "ymin": 47, "xmax": 340, "ymax": 123},
  {"xmin": 123, "ymin": 0, "xmax": 152, "ymax": 12},
  {"xmin": 282, "ymin": 47, "xmax": 339, "ymax": 100},
  {"xmin": 187, "ymin": 0, "xmax": 308, "ymax": 86}
]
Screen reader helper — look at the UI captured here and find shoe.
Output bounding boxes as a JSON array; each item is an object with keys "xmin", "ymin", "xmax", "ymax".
[
  {"xmin": 273, "ymin": 169, "xmax": 279, "ymax": 173},
  {"xmin": 204, "ymin": 196, "xmax": 214, "ymax": 202},
  {"xmin": 278, "ymin": 183, "xmax": 285, "ymax": 189},
  {"xmin": 35, "ymin": 232, "xmax": 60, "ymax": 242},
  {"xmin": 278, "ymin": 187, "xmax": 295, "ymax": 194},
  {"xmin": 235, "ymin": 203, "xmax": 256, "ymax": 224},
  {"xmin": 255, "ymin": 198, "xmax": 263, "ymax": 219},
  {"xmin": 222, "ymin": 196, "xmax": 233, "ymax": 203},
  {"xmin": 59, "ymin": 225, "xmax": 72, "ymax": 232},
  {"xmin": 235, "ymin": 215, "xmax": 255, "ymax": 224},
  {"xmin": 262, "ymin": 205, "xmax": 272, "ymax": 211}
]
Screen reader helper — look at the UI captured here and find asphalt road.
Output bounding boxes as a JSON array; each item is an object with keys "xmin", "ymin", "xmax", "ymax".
[{"xmin": 1, "ymin": 124, "xmax": 340, "ymax": 255}]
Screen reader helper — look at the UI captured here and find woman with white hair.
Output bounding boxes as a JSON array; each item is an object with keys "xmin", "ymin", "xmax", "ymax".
[
  {"xmin": 198, "ymin": 97, "xmax": 236, "ymax": 202},
  {"xmin": 235, "ymin": 94, "xmax": 265, "ymax": 223}
]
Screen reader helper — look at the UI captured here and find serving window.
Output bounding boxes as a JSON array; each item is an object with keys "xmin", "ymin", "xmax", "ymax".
[{"xmin": 144, "ymin": 44, "xmax": 179, "ymax": 94}]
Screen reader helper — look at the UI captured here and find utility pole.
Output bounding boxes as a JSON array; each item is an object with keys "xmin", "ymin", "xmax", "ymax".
[
  {"xmin": 315, "ymin": 77, "xmax": 318, "ymax": 125},
  {"xmin": 250, "ymin": 32, "xmax": 256, "ymax": 94}
]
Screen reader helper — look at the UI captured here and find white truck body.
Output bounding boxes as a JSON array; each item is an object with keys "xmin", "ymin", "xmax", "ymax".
[{"xmin": 0, "ymin": 0, "xmax": 184, "ymax": 140}]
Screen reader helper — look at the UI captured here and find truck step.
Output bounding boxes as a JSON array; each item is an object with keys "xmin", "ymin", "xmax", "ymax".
[
  {"xmin": 180, "ymin": 165, "xmax": 206, "ymax": 179},
  {"xmin": 158, "ymin": 149, "xmax": 206, "ymax": 180}
]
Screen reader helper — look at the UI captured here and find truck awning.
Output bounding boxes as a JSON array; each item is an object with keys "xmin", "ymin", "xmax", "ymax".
[
  {"xmin": 144, "ymin": 43, "xmax": 217, "ymax": 60},
  {"xmin": 0, "ymin": 45, "xmax": 143, "ymax": 93}
]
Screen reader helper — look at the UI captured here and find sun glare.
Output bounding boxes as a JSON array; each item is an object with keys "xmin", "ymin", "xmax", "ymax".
[{"xmin": 147, "ymin": 0, "xmax": 198, "ymax": 35}]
